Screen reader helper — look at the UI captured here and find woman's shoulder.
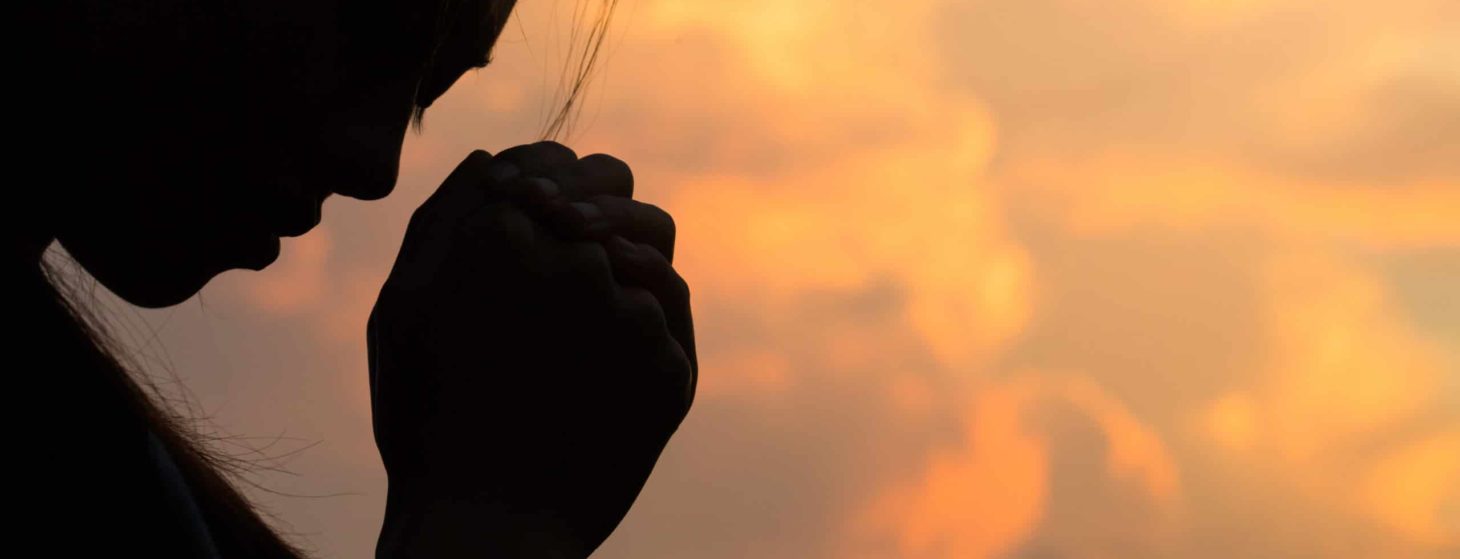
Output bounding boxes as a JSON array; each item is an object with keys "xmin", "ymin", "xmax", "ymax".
[
  {"xmin": 18, "ymin": 282, "xmax": 222, "ymax": 556},
  {"xmin": 146, "ymin": 428, "xmax": 224, "ymax": 559}
]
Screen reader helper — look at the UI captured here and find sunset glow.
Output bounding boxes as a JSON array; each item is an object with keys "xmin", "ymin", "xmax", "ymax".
[{"xmin": 123, "ymin": 0, "xmax": 1458, "ymax": 557}]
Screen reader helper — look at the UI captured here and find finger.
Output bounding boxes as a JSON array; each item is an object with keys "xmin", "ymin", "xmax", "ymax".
[
  {"xmin": 412, "ymin": 149, "xmax": 494, "ymax": 230},
  {"xmin": 391, "ymin": 151, "xmax": 496, "ymax": 289},
  {"xmin": 590, "ymin": 196, "xmax": 674, "ymax": 261},
  {"xmin": 543, "ymin": 239, "xmax": 618, "ymax": 309},
  {"xmin": 459, "ymin": 199, "xmax": 539, "ymax": 240},
  {"xmin": 613, "ymin": 285, "xmax": 696, "ymax": 413},
  {"xmin": 542, "ymin": 196, "xmax": 676, "ymax": 262},
  {"xmin": 452, "ymin": 201, "xmax": 565, "ymax": 290},
  {"xmin": 493, "ymin": 141, "xmax": 579, "ymax": 189},
  {"xmin": 403, "ymin": 150, "xmax": 522, "ymax": 259},
  {"xmin": 566, "ymin": 153, "xmax": 633, "ymax": 199},
  {"xmin": 495, "ymin": 176, "xmax": 564, "ymax": 215},
  {"xmin": 604, "ymin": 236, "xmax": 696, "ymax": 380}
]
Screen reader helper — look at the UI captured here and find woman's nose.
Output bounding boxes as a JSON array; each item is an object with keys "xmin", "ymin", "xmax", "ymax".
[
  {"xmin": 310, "ymin": 27, "xmax": 441, "ymax": 201},
  {"xmin": 322, "ymin": 120, "xmax": 406, "ymax": 201}
]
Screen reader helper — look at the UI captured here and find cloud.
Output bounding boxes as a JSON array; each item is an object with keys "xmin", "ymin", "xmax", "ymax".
[
  {"xmin": 936, "ymin": 0, "xmax": 1460, "ymax": 186},
  {"xmin": 121, "ymin": 0, "xmax": 1458, "ymax": 557},
  {"xmin": 849, "ymin": 373, "xmax": 1182, "ymax": 559}
]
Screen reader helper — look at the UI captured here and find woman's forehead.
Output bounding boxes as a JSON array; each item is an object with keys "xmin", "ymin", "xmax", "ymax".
[{"xmin": 449, "ymin": 0, "xmax": 517, "ymax": 60}]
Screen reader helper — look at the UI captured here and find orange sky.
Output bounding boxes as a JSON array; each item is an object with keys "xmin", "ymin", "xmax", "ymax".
[{"xmin": 105, "ymin": 0, "xmax": 1458, "ymax": 557}]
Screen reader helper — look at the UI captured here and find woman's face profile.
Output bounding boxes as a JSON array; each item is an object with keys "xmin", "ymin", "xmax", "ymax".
[{"xmin": 52, "ymin": 0, "xmax": 515, "ymax": 307}]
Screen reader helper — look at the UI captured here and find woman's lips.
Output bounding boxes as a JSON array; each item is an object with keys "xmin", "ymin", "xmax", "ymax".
[
  {"xmin": 241, "ymin": 192, "xmax": 319, "ymax": 272},
  {"xmin": 269, "ymin": 179, "xmax": 328, "ymax": 237},
  {"xmin": 275, "ymin": 198, "xmax": 323, "ymax": 237},
  {"xmin": 234, "ymin": 232, "xmax": 281, "ymax": 272}
]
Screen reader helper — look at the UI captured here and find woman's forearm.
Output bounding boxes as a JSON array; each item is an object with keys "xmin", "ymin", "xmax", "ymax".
[{"xmin": 377, "ymin": 483, "xmax": 590, "ymax": 559}]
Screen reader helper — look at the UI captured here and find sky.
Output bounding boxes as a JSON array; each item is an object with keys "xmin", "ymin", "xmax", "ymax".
[{"xmin": 105, "ymin": 0, "xmax": 1458, "ymax": 557}]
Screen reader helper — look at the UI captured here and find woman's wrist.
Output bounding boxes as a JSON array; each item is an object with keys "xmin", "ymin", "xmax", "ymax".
[{"xmin": 378, "ymin": 481, "xmax": 590, "ymax": 559}]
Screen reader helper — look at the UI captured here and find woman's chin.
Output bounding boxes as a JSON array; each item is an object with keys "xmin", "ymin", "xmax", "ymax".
[
  {"xmin": 237, "ymin": 233, "xmax": 282, "ymax": 272},
  {"xmin": 72, "ymin": 234, "xmax": 282, "ymax": 309},
  {"xmin": 126, "ymin": 284, "xmax": 204, "ymax": 309},
  {"xmin": 102, "ymin": 266, "xmax": 214, "ymax": 309}
]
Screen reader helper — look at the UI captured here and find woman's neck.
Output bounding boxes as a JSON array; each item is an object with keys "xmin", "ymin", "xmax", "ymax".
[{"xmin": 8, "ymin": 177, "xmax": 57, "ymax": 267}]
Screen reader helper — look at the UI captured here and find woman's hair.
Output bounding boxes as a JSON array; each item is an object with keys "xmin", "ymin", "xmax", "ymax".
[
  {"xmin": 539, "ymin": 0, "xmax": 620, "ymax": 140},
  {"xmin": 409, "ymin": 0, "xmax": 620, "ymax": 142},
  {"xmin": 40, "ymin": 256, "xmax": 308, "ymax": 558},
  {"xmin": 45, "ymin": 1, "xmax": 621, "ymax": 556}
]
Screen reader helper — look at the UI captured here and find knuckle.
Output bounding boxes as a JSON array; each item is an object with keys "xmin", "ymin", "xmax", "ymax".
[
  {"xmin": 496, "ymin": 206, "xmax": 538, "ymax": 237},
  {"xmin": 606, "ymin": 198, "xmax": 675, "ymax": 242},
  {"xmin": 553, "ymin": 242, "xmax": 617, "ymax": 296},
  {"xmin": 438, "ymin": 149, "xmax": 492, "ymax": 185},
  {"xmin": 533, "ymin": 140, "xmax": 578, "ymax": 160},
  {"xmin": 583, "ymin": 153, "xmax": 632, "ymax": 176},
  {"xmin": 673, "ymin": 367, "xmax": 694, "ymax": 413},
  {"xmin": 640, "ymin": 202, "xmax": 674, "ymax": 226},
  {"xmin": 650, "ymin": 204, "xmax": 677, "ymax": 239},
  {"xmin": 457, "ymin": 205, "xmax": 544, "ymax": 262},
  {"xmin": 582, "ymin": 152, "xmax": 625, "ymax": 165},
  {"xmin": 666, "ymin": 272, "xmax": 691, "ymax": 301},
  {"xmin": 455, "ymin": 149, "xmax": 493, "ymax": 174},
  {"xmin": 465, "ymin": 203, "xmax": 526, "ymax": 236},
  {"xmin": 562, "ymin": 241, "xmax": 612, "ymax": 272},
  {"xmin": 615, "ymin": 287, "xmax": 668, "ymax": 330}
]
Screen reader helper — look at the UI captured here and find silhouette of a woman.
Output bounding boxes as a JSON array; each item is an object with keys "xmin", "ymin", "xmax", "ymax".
[{"xmin": 15, "ymin": 1, "xmax": 696, "ymax": 556}]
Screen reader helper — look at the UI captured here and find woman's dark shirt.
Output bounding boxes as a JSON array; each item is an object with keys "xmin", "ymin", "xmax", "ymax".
[{"xmin": 21, "ymin": 266, "xmax": 221, "ymax": 558}]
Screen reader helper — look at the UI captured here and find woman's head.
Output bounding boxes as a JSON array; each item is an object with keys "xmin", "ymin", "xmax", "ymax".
[{"xmin": 40, "ymin": 0, "xmax": 516, "ymax": 307}]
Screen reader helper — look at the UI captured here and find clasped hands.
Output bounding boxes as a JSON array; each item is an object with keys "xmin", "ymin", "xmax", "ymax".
[{"xmin": 368, "ymin": 142, "xmax": 695, "ymax": 558}]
